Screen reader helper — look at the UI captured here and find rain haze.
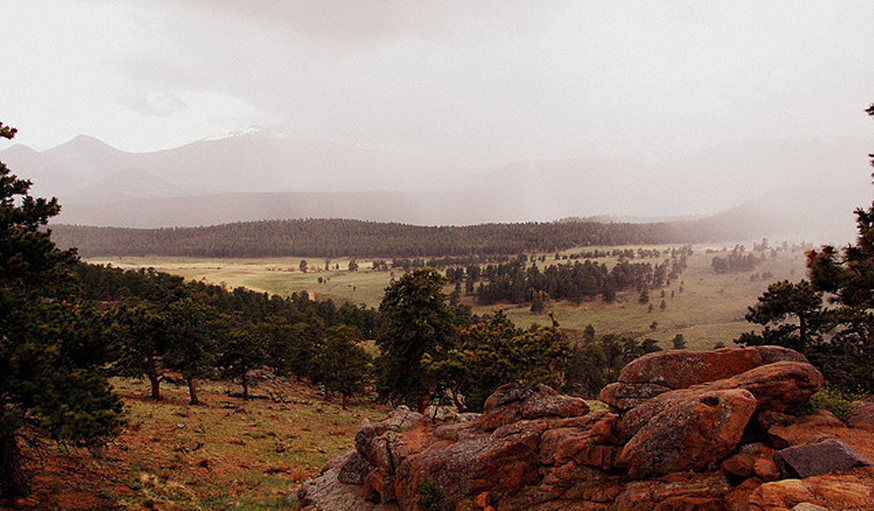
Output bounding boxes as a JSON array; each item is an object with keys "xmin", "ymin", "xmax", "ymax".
[{"xmin": 1, "ymin": 1, "xmax": 873, "ymax": 233}]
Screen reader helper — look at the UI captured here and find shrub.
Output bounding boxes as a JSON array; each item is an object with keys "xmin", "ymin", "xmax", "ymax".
[
  {"xmin": 419, "ymin": 480, "xmax": 444, "ymax": 511},
  {"xmin": 803, "ymin": 388, "xmax": 863, "ymax": 422}
]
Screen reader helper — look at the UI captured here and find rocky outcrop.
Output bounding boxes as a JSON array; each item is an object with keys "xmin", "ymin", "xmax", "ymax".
[
  {"xmin": 478, "ymin": 383, "xmax": 589, "ymax": 430},
  {"xmin": 748, "ymin": 473, "xmax": 874, "ymax": 510},
  {"xmin": 297, "ymin": 346, "xmax": 874, "ymax": 511},
  {"xmin": 617, "ymin": 388, "xmax": 757, "ymax": 478},
  {"xmin": 297, "ymin": 451, "xmax": 399, "ymax": 511},
  {"xmin": 618, "ymin": 361, "xmax": 823, "ymax": 440},
  {"xmin": 600, "ymin": 346, "xmax": 809, "ymax": 411}
]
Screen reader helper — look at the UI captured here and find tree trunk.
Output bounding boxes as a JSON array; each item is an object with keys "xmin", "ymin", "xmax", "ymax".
[
  {"xmin": 147, "ymin": 357, "xmax": 162, "ymax": 400},
  {"xmin": 241, "ymin": 372, "xmax": 249, "ymax": 400},
  {"xmin": 0, "ymin": 422, "xmax": 30, "ymax": 498},
  {"xmin": 186, "ymin": 376, "xmax": 199, "ymax": 405},
  {"xmin": 341, "ymin": 393, "xmax": 349, "ymax": 410},
  {"xmin": 450, "ymin": 389, "xmax": 466, "ymax": 412},
  {"xmin": 148, "ymin": 373, "xmax": 161, "ymax": 400},
  {"xmin": 798, "ymin": 317, "xmax": 808, "ymax": 354}
]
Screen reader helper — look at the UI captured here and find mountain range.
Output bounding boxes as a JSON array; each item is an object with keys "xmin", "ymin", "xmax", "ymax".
[{"xmin": 0, "ymin": 129, "xmax": 870, "ymax": 242}]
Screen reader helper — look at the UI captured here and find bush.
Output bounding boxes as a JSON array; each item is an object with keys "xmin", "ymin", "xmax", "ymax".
[
  {"xmin": 803, "ymin": 388, "xmax": 863, "ymax": 422},
  {"xmin": 419, "ymin": 480, "xmax": 444, "ymax": 511}
]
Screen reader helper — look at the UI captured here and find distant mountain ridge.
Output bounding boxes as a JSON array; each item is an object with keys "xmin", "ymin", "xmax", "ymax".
[
  {"xmin": 49, "ymin": 185, "xmax": 871, "ymax": 259},
  {"xmin": 1, "ymin": 130, "xmax": 870, "ymax": 241}
]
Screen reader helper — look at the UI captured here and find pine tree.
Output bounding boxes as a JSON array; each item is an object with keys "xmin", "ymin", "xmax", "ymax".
[
  {"xmin": 529, "ymin": 290, "xmax": 546, "ymax": 313},
  {"xmin": 738, "ymin": 104, "xmax": 874, "ymax": 394},
  {"xmin": 310, "ymin": 326, "xmax": 371, "ymax": 409},
  {"xmin": 424, "ymin": 311, "xmax": 570, "ymax": 411},
  {"xmin": 0, "ymin": 123, "xmax": 123, "ymax": 497},
  {"xmin": 115, "ymin": 303, "xmax": 168, "ymax": 399},
  {"xmin": 375, "ymin": 269, "xmax": 456, "ymax": 410},
  {"xmin": 218, "ymin": 326, "xmax": 266, "ymax": 400},
  {"xmin": 163, "ymin": 298, "xmax": 220, "ymax": 405}
]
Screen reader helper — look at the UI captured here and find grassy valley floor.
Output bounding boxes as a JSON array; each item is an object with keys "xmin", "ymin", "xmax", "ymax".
[{"xmin": 89, "ymin": 243, "xmax": 808, "ymax": 349}]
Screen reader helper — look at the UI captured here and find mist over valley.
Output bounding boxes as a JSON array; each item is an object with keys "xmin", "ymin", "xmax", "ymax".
[{"xmin": 2, "ymin": 129, "xmax": 869, "ymax": 245}]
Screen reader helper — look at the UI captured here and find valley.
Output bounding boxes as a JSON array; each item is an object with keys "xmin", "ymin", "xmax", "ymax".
[{"xmin": 87, "ymin": 242, "xmax": 807, "ymax": 349}]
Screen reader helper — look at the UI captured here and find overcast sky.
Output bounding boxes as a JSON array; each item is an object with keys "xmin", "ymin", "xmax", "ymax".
[{"xmin": 2, "ymin": 1, "xmax": 873, "ymax": 165}]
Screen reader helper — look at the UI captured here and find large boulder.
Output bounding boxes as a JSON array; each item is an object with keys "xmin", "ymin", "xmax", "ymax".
[
  {"xmin": 296, "ymin": 451, "xmax": 399, "ymax": 511},
  {"xmin": 617, "ymin": 388, "xmax": 757, "ymax": 478},
  {"xmin": 615, "ymin": 346, "xmax": 807, "ymax": 390},
  {"xmin": 613, "ymin": 472, "xmax": 732, "ymax": 511},
  {"xmin": 337, "ymin": 451, "xmax": 374, "ymax": 485},
  {"xmin": 479, "ymin": 383, "xmax": 589, "ymax": 430},
  {"xmin": 598, "ymin": 382, "xmax": 672, "ymax": 411},
  {"xmin": 620, "ymin": 361, "xmax": 823, "ymax": 439},
  {"xmin": 539, "ymin": 411, "xmax": 622, "ymax": 470},
  {"xmin": 393, "ymin": 418, "xmax": 546, "ymax": 509},
  {"xmin": 355, "ymin": 406, "xmax": 432, "ymax": 478},
  {"xmin": 701, "ymin": 362, "xmax": 823, "ymax": 414},
  {"xmin": 774, "ymin": 439, "xmax": 872, "ymax": 478}
]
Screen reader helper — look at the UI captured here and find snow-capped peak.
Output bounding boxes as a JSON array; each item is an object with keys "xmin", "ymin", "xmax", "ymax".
[{"xmin": 199, "ymin": 126, "xmax": 289, "ymax": 142}]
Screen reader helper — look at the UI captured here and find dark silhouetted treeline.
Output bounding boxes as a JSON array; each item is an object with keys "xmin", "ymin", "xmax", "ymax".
[
  {"xmin": 710, "ymin": 245, "xmax": 762, "ymax": 273},
  {"xmin": 74, "ymin": 262, "xmax": 378, "ymax": 336},
  {"xmin": 468, "ymin": 247, "xmax": 690, "ymax": 304},
  {"xmin": 51, "ymin": 218, "xmax": 714, "ymax": 258},
  {"xmin": 69, "ymin": 262, "xmax": 381, "ymax": 406}
]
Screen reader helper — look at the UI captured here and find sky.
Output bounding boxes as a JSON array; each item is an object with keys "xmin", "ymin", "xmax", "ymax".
[{"xmin": 1, "ymin": 1, "xmax": 873, "ymax": 166}]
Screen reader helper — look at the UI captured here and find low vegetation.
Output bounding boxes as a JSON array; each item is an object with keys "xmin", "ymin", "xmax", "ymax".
[{"xmin": 20, "ymin": 377, "xmax": 387, "ymax": 509}]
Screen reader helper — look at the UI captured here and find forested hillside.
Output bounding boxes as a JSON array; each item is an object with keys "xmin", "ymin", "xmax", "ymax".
[{"xmin": 52, "ymin": 218, "xmax": 709, "ymax": 258}]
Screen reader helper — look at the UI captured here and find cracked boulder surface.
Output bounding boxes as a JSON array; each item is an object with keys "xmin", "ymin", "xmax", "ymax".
[{"xmin": 297, "ymin": 347, "xmax": 874, "ymax": 511}]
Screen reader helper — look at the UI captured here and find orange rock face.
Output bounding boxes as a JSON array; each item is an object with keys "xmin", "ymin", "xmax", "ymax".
[
  {"xmin": 620, "ymin": 361, "xmax": 823, "ymax": 440},
  {"xmin": 297, "ymin": 346, "xmax": 872, "ymax": 511},
  {"xmin": 618, "ymin": 389, "xmax": 757, "ymax": 478},
  {"xmin": 616, "ymin": 346, "xmax": 807, "ymax": 390},
  {"xmin": 747, "ymin": 473, "xmax": 874, "ymax": 510}
]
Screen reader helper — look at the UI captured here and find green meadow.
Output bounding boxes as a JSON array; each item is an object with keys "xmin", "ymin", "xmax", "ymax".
[{"xmin": 89, "ymin": 243, "xmax": 807, "ymax": 350}]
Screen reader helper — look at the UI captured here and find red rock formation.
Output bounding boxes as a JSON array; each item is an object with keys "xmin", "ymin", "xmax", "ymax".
[
  {"xmin": 617, "ymin": 389, "xmax": 757, "ymax": 478},
  {"xmin": 296, "ymin": 347, "xmax": 874, "ymax": 511},
  {"xmin": 615, "ymin": 346, "xmax": 807, "ymax": 390}
]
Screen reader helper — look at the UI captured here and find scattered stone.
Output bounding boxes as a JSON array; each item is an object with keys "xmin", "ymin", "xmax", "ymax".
[
  {"xmin": 722, "ymin": 453, "xmax": 755, "ymax": 478},
  {"xmin": 752, "ymin": 456, "xmax": 779, "ymax": 481},
  {"xmin": 798, "ymin": 410, "xmax": 844, "ymax": 428},
  {"xmin": 774, "ymin": 439, "xmax": 872, "ymax": 478},
  {"xmin": 473, "ymin": 491, "xmax": 490, "ymax": 508}
]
